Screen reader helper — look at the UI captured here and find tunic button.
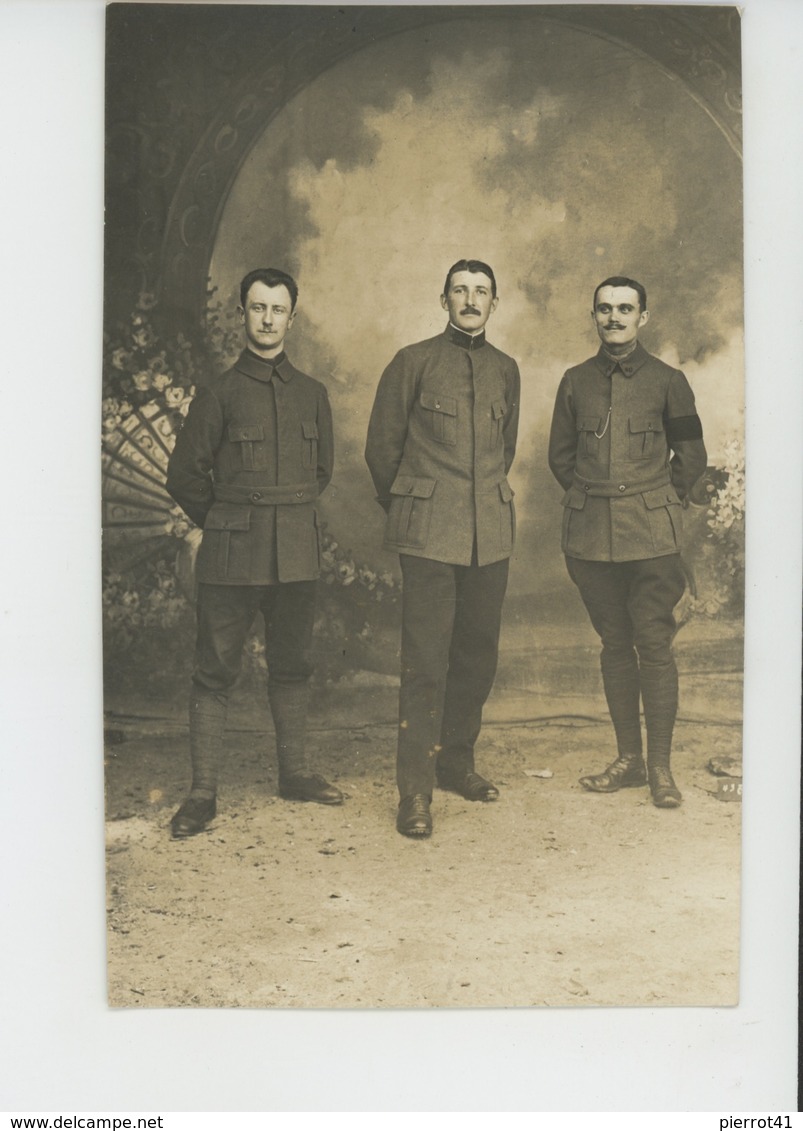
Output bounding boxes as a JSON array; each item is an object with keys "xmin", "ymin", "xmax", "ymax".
[
  {"xmin": 618, "ymin": 484, "xmax": 626, "ymax": 492},
  {"xmin": 251, "ymin": 492, "xmax": 262, "ymax": 501},
  {"xmin": 296, "ymin": 490, "xmax": 304, "ymax": 498},
  {"xmin": 583, "ymin": 485, "xmax": 590, "ymax": 492}
]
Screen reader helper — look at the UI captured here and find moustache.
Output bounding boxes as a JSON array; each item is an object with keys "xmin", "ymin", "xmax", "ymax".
[
  {"xmin": 605, "ymin": 324, "xmax": 625, "ymax": 330},
  {"xmin": 461, "ymin": 307, "xmax": 481, "ymax": 316}
]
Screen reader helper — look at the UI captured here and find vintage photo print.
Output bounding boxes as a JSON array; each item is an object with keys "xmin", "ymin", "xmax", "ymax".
[{"xmin": 102, "ymin": 4, "xmax": 744, "ymax": 1009}]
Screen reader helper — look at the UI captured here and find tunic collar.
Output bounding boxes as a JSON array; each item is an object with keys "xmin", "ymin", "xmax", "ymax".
[
  {"xmin": 594, "ymin": 339, "xmax": 649, "ymax": 379},
  {"xmin": 445, "ymin": 324, "xmax": 487, "ymax": 351},
  {"xmin": 235, "ymin": 348, "xmax": 293, "ymax": 383}
]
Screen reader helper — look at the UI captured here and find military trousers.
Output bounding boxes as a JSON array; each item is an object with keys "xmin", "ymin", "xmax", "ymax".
[
  {"xmin": 566, "ymin": 554, "xmax": 686, "ymax": 760},
  {"xmin": 566, "ymin": 554, "xmax": 685, "ymax": 666},
  {"xmin": 397, "ymin": 552, "xmax": 509, "ymax": 799},
  {"xmin": 184, "ymin": 581, "xmax": 318, "ymax": 796},
  {"xmin": 193, "ymin": 580, "xmax": 317, "ymax": 694}
]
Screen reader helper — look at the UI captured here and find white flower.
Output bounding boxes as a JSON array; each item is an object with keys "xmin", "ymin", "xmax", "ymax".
[
  {"xmin": 151, "ymin": 372, "xmax": 172, "ymax": 392},
  {"xmin": 111, "ymin": 348, "xmax": 131, "ymax": 371},
  {"xmin": 164, "ymin": 386, "xmax": 186, "ymax": 407}
]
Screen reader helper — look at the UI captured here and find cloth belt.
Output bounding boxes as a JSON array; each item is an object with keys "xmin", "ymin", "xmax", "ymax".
[
  {"xmin": 572, "ymin": 469, "xmax": 671, "ymax": 498},
  {"xmin": 213, "ymin": 482, "xmax": 318, "ymax": 505}
]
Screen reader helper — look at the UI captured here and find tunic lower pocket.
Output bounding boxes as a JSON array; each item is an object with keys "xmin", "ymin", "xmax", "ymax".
[
  {"xmin": 642, "ymin": 486, "xmax": 683, "ymax": 553},
  {"xmin": 499, "ymin": 477, "xmax": 515, "ymax": 552},
  {"xmin": 385, "ymin": 476, "xmax": 436, "ymax": 549},
  {"xmin": 201, "ymin": 504, "xmax": 251, "ymax": 580},
  {"xmin": 559, "ymin": 485, "xmax": 591, "ymax": 556}
]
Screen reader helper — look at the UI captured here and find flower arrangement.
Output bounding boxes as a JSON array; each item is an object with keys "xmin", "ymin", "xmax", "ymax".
[
  {"xmin": 103, "ymin": 559, "xmax": 188, "ymax": 644},
  {"xmin": 320, "ymin": 526, "xmax": 398, "ymax": 605},
  {"xmin": 685, "ymin": 434, "xmax": 745, "ymax": 619},
  {"xmin": 102, "ymin": 287, "xmax": 242, "ymax": 444}
]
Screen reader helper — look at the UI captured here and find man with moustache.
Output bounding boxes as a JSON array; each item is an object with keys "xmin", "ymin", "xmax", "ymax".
[
  {"xmin": 366, "ymin": 259, "xmax": 520, "ymax": 837},
  {"xmin": 165, "ymin": 266, "xmax": 343, "ymax": 838},
  {"xmin": 548, "ymin": 276, "xmax": 707, "ymax": 808}
]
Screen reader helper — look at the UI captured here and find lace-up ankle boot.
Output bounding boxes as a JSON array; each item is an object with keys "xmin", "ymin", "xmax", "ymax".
[{"xmin": 579, "ymin": 750, "xmax": 647, "ymax": 793}]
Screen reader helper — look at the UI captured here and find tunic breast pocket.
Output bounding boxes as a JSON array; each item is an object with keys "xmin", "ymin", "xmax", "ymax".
[
  {"xmin": 577, "ymin": 415, "xmax": 603, "ymax": 459},
  {"xmin": 227, "ymin": 423, "xmax": 265, "ymax": 471},
  {"xmin": 419, "ymin": 391, "xmax": 457, "ymax": 445},
  {"xmin": 301, "ymin": 420, "xmax": 318, "ymax": 470},
  {"xmin": 490, "ymin": 398, "xmax": 507, "ymax": 451},
  {"xmin": 628, "ymin": 414, "xmax": 664, "ymax": 460}
]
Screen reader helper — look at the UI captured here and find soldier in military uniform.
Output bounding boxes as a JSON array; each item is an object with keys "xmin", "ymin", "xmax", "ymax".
[
  {"xmin": 548, "ymin": 276, "xmax": 707, "ymax": 808},
  {"xmin": 166, "ymin": 267, "xmax": 343, "ymax": 838},
  {"xmin": 366, "ymin": 259, "xmax": 520, "ymax": 837}
]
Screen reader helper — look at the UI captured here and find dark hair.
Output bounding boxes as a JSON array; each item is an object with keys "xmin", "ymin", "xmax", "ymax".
[
  {"xmin": 593, "ymin": 276, "xmax": 647, "ymax": 312},
  {"xmin": 239, "ymin": 267, "xmax": 299, "ymax": 310},
  {"xmin": 443, "ymin": 259, "xmax": 497, "ymax": 299}
]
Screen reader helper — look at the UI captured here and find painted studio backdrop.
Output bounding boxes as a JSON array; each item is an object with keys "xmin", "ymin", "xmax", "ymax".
[{"xmin": 103, "ymin": 6, "xmax": 744, "ymax": 1008}]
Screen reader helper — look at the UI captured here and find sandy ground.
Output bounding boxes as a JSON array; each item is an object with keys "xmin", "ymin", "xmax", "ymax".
[{"xmin": 105, "ymin": 621, "xmax": 742, "ymax": 1009}]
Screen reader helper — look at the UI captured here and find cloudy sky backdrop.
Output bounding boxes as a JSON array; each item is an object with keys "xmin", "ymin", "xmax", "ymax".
[{"xmin": 210, "ymin": 15, "xmax": 743, "ymax": 593}]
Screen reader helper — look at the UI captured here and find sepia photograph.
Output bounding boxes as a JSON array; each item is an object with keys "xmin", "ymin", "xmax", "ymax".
[
  {"xmin": 101, "ymin": 2, "xmax": 746, "ymax": 1010},
  {"xmin": 2, "ymin": 0, "xmax": 802, "ymax": 1114}
]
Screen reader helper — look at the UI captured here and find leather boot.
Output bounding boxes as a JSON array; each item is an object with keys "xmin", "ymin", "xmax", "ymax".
[
  {"xmin": 270, "ymin": 682, "xmax": 343, "ymax": 803},
  {"xmin": 188, "ymin": 687, "xmax": 226, "ymax": 798},
  {"xmin": 170, "ymin": 688, "xmax": 226, "ymax": 837},
  {"xmin": 270, "ymin": 681, "xmax": 343, "ymax": 803},
  {"xmin": 641, "ymin": 660, "xmax": 682, "ymax": 808},
  {"xmin": 268, "ymin": 680, "xmax": 311, "ymax": 781},
  {"xmin": 600, "ymin": 646, "xmax": 643, "ymax": 761},
  {"xmin": 648, "ymin": 761, "xmax": 682, "ymax": 808},
  {"xmin": 580, "ymin": 646, "xmax": 646, "ymax": 793},
  {"xmin": 579, "ymin": 749, "xmax": 647, "ymax": 793}
]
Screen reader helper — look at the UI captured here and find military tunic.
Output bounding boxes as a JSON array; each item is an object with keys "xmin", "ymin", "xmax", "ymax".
[
  {"xmin": 166, "ymin": 349, "xmax": 333, "ymax": 584},
  {"xmin": 548, "ymin": 342, "xmax": 706, "ymax": 561},
  {"xmin": 365, "ymin": 325, "xmax": 520, "ymax": 567}
]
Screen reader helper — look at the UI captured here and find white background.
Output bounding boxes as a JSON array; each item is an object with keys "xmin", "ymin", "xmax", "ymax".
[{"xmin": 0, "ymin": 0, "xmax": 799, "ymax": 1114}]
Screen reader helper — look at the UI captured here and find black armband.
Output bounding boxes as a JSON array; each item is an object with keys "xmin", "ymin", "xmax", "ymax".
[{"xmin": 666, "ymin": 414, "xmax": 703, "ymax": 442}]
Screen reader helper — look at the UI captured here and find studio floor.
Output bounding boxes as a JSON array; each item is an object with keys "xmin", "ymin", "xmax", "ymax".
[{"xmin": 105, "ymin": 622, "xmax": 742, "ymax": 1009}]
